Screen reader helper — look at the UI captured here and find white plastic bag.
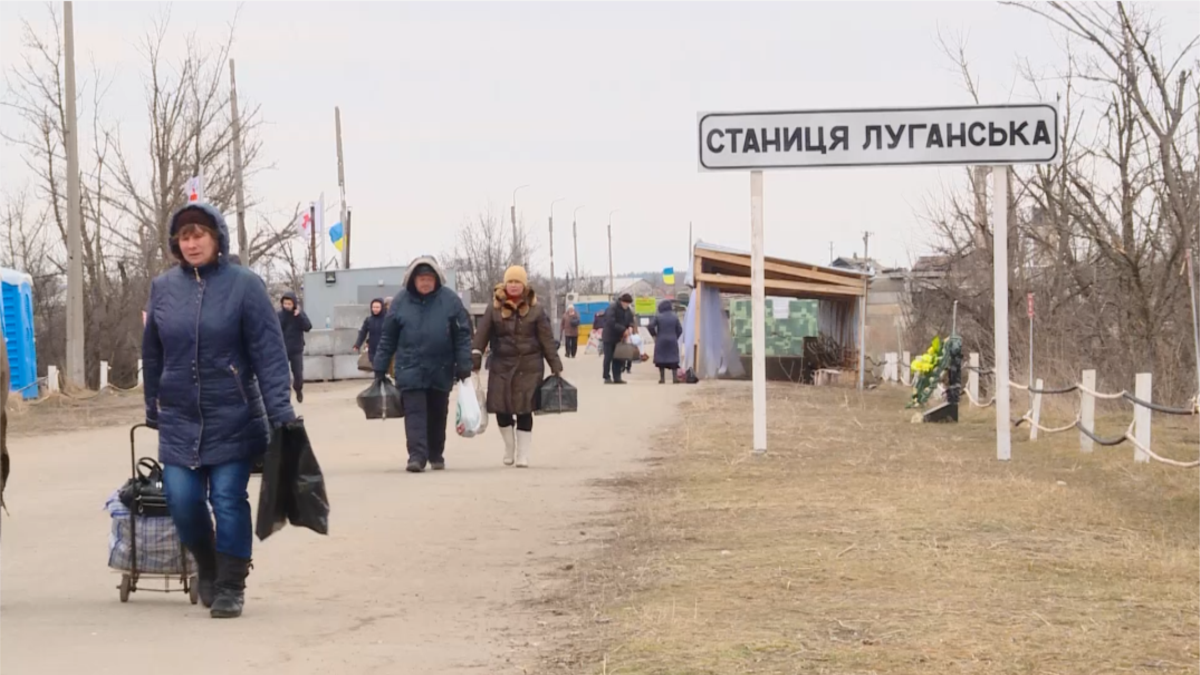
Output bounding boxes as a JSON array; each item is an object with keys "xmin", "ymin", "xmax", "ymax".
[
  {"xmin": 630, "ymin": 333, "xmax": 647, "ymax": 358},
  {"xmin": 455, "ymin": 375, "xmax": 486, "ymax": 438}
]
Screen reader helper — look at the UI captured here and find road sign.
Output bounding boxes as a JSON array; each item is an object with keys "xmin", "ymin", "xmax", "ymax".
[
  {"xmin": 698, "ymin": 104, "xmax": 1059, "ymax": 171},
  {"xmin": 1027, "ymin": 292, "xmax": 1035, "ymax": 318}
]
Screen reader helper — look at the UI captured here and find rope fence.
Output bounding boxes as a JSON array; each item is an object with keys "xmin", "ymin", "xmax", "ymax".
[{"xmin": 961, "ymin": 353, "xmax": 1199, "ymax": 469}]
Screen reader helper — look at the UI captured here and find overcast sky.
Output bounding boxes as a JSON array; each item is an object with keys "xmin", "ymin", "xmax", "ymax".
[{"xmin": 2, "ymin": 1, "xmax": 1197, "ymax": 277}]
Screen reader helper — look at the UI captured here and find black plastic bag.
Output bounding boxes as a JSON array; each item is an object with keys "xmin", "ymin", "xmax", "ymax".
[
  {"xmin": 684, "ymin": 367, "xmax": 700, "ymax": 384},
  {"xmin": 256, "ymin": 420, "xmax": 330, "ymax": 541},
  {"xmin": 356, "ymin": 378, "xmax": 404, "ymax": 419},
  {"xmin": 533, "ymin": 375, "xmax": 578, "ymax": 415}
]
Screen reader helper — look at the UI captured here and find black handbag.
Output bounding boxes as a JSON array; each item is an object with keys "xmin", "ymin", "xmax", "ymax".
[{"xmin": 118, "ymin": 457, "xmax": 171, "ymax": 518}]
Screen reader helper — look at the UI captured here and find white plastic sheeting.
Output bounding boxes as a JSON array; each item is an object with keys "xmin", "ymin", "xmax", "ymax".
[{"xmin": 681, "ymin": 286, "xmax": 746, "ymax": 380}]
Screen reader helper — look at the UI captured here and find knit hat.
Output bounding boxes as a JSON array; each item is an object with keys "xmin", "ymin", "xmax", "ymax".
[
  {"xmin": 620, "ymin": 293, "xmax": 633, "ymax": 303},
  {"xmin": 504, "ymin": 265, "xmax": 528, "ymax": 286}
]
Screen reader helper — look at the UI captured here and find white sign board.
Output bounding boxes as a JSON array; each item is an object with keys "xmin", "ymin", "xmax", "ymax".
[{"xmin": 698, "ymin": 104, "xmax": 1058, "ymax": 171}]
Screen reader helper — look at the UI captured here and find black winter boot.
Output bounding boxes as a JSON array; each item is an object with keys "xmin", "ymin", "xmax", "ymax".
[
  {"xmin": 188, "ymin": 535, "xmax": 218, "ymax": 608},
  {"xmin": 210, "ymin": 553, "xmax": 251, "ymax": 619}
]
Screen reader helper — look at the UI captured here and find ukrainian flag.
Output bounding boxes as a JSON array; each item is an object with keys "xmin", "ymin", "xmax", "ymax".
[
  {"xmin": 329, "ymin": 222, "xmax": 345, "ymax": 252},
  {"xmin": 663, "ymin": 267, "xmax": 675, "ymax": 285}
]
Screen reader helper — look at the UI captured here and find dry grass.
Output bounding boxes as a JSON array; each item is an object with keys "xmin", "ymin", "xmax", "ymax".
[{"xmin": 533, "ymin": 381, "xmax": 1199, "ymax": 675}]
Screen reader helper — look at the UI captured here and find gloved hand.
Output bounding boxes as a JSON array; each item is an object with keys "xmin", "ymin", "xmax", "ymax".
[
  {"xmin": 455, "ymin": 367, "xmax": 472, "ymax": 383},
  {"xmin": 374, "ymin": 372, "xmax": 391, "ymax": 386},
  {"xmin": 145, "ymin": 418, "xmax": 159, "ymax": 431},
  {"xmin": 471, "ymin": 351, "xmax": 483, "ymax": 372},
  {"xmin": 284, "ymin": 418, "xmax": 306, "ymax": 431}
]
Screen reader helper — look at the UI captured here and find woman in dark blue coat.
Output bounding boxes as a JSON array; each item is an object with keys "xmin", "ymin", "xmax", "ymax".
[
  {"xmin": 142, "ymin": 203, "xmax": 297, "ymax": 619},
  {"xmin": 353, "ymin": 298, "xmax": 387, "ymax": 359},
  {"xmin": 649, "ymin": 300, "xmax": 683, "ymax": 384}
]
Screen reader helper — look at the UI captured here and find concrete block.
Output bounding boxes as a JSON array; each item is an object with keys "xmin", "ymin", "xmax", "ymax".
[
  {"xmin": 332, "ymin": 354, "xmax": 372, "ymax": 380},
  {"xmin": 303, "ymin": 355, "xmax": 333, "ymax": 382},
  {"xmin": 305, "ymin": 329, "xmax": 335, "ymax": 356},
  {"xmin": 333, "ymin": 304, "xmax": 368, "ymax": 330}
]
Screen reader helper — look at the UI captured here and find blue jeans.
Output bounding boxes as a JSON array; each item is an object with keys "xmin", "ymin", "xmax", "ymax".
[{"xmin": 162, "ymin": 459, "xmax": 254, "ymax": 560}]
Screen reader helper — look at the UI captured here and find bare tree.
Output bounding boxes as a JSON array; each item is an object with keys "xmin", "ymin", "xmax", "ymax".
[
  {"xmin": 445, "ymin": 204, "xmax": 534, "ymax": 296},
  {"xmin": 912, "ymin": 2, "xmax": 1200, "ymax": 399}
]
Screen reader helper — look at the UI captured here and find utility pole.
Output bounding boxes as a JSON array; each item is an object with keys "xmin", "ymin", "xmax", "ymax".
[
  {"xmin": 608, "ymin": 210, "xmax": 619, "ymax": 296},
  {"xmin": 549, "ymin": 197, "xmax": 565, "ymax": 338},
  {"xmin": 335, "ymin": 107, "xmax": 350, "ymax": 269},
  {"xmin": 309, "ymin": 203, "xmax": 318, "ymax": 271},
  {"xmin": 829, "ymin": 241, "xmax": 834, "ymax": 264},
  {"xmin": 63, "ymin": 1, "xmax": 85, "ymax": 390},
  {"xmin": 511, "ymin": 184, "xmax": 529, "ymax": 263},
  {"xmin": 572, "ymin": 205, "xmax": 584, "ymax": 287},
  {"xmin": 858, "ymin": 231, "xmax": 873, "ymax": 391},
  {"xmin": 229, "ymin": 59, "xmax": 249, "ymax": 259}
]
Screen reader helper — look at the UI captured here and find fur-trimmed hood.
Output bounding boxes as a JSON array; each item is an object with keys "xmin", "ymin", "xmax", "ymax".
[{"xmin": 493, "ymin": 283, "xmax": 538, "ymax": 319}]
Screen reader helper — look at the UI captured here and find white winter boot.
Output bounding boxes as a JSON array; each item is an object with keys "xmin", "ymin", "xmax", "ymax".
[
  {"xmin": 499, "ymin": 426, "xmax": 516, "ymax": 466},
  {"xmin": 515, "ymin": 430, "xmax": 533, "ymax": 468}
]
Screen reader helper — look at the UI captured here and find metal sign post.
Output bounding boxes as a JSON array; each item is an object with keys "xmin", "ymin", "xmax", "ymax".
[{"xmin": 698, "ymin": 104, "xmax": 1059, "ymax": 460}]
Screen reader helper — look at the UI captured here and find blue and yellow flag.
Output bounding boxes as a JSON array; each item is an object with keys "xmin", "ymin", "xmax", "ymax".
[
  {"xmin": 329, "ymin": 222, "xmax": 345, "ymax": 252},
  {"xmin": 663, "ymin": 267, "xmax": 675, "ymax": 285}
]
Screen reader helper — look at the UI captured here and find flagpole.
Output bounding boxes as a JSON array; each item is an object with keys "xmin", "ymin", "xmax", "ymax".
[
  {"xmin": 309, "ymin": 203, "xmax": 318, "ymax": 271},
  {"xmin": 335, "ymin": 107, "xmax": 350, "ymax": 269},
  {"xmin": 319, "ymin": 192, "xmax": 327, "ymax": 270}
]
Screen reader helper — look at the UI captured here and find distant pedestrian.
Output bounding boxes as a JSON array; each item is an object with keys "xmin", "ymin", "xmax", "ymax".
[
  {"xmin": 472, "ymin": 266, "xmax": 563, "ymax": 468},
  {"xmin": 560, "ymin": 306, "xmax": 581, "ymax": 358},
  {"xmin": 353, "ymin": 298, "xmax": 386, "ymax": 361},
  {"xmin": 602, "ymin": 293, "xmax": 635, "ymax": 384},
  {"xmin": 0, "ymin": 319, "xmax": 9, "ymax": 523},
  {"xmin": 372, "ymin": 256, "xmax": 473, "ymax": 473},
  {"xmin": 143, "ymin": 203, "xmax": 297, "ymax": 618},
  {"xmin": 277, "ymin": 292, "xmax": 312, "ymax": 403},
  {"xmin": 649, "ymin": 300, "xmax": 683, "ymax": 383}
]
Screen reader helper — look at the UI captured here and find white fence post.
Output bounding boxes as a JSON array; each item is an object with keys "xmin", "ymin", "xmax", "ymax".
[
  {"xmin": 1030, "ymin": 378, "xmax": 1044, "ymax": 441},
  {"xmin": 47, "ymin": 365, "xmax": 60, "ymax": 393},
  {"xmin": 1079, "ymin": 369, "xmax": 1095, "ymax": 453},
  {"xmin": 137, "ymin": 359, "xmax": 144, "ymax": 388},
  {"xmin": 968, "ymin": 353, "xmax": 980, "ymax": 406},
  {"xmin": 1133, "ymin": 372, "xmax": 1151, "ymax": 463},
  {"xmin": 884, "ymin": 352, "xmax": 898, "ymax": 382},
  {"xmin": 100, "ymin": 360, "xmax": 109, "ymax": 390},
  {"xmin": 901, "ymin": 351, "xmax": 911, "ymax": 387}
]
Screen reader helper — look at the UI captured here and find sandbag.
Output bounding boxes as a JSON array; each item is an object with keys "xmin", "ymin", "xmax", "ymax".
[
  {"xmin": 534, "ymin": 375, "xmax": 578, "ymax": 415},
  {"xmin": 357, "ymin": 378, "xmax": 404, "ymax": 419}
]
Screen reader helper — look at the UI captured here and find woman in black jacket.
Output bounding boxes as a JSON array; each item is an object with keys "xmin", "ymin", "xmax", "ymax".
[{"xmin": 353, "ymin": 298, "xmax": 386, "ymax": 360}]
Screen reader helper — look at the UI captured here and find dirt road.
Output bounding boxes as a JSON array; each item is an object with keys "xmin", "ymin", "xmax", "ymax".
[{"xmin": 1, "ymin": 356, "xmax": 689, "ymax": 674}]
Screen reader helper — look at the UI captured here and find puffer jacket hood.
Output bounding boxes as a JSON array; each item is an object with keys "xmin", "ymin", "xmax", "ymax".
[
  {"xmin": 168, "ymin": 203, "xmax": 230, "ymax": 266},
  {"xmin": 658, "ymin": 299, "xmax": 673, "ymax": 313},
  {"xmin": 281, "ymin": 291, "xmax": 299, "ymax": 306},
  {"xmin": 403, "ymin": 256, "xmax": 448, "ymax": 294},
  {"xmin": 370, "ymin": 297, "xmax": 385, "ymax": 315}
]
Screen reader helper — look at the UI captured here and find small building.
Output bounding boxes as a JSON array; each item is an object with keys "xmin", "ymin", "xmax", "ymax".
[{"xmin": 301, "ymin": 264, "xmax": 459, "ymax": 329}]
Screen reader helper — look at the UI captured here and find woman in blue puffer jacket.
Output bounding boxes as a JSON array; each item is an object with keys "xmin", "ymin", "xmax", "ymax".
[{"xmin": 142, "ymin": 203, "xmax": 297, "ymax": 619}]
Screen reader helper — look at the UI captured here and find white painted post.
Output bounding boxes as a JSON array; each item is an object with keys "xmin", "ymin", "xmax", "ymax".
[
  {"xmin": 1029, "ymin": 378, "xmax": 1044, "ymax": 441},
  {"xmin": 750, "ymin": 170, "xmax": 767, "ymax": 455},
  {"xmin": 901, "ymin": 350, "xmax": 911, "ymax": 387},
  {"xmin": 968, "ymin": 353, "xmax": 979, "ymax": 405},
  {"xmin": 137, "ymin": 359, "xmax": 144, "ymax": 388},
  {"xmin": 47, "ymin": 365, "xmax": 60, "ymax": 393},
  {"xmin": 993, "ymin": 166, "xmax": 1012, "ymax": 461},
  {"xmin": 100, "ymin": 360, "xmax": 109, "ymax": 390},
  {"xmin": 885, "ymin": 352, "xmax": 898, "ymax": 382},
  {"xmin": 1133, "ymin": 372, "xmax": 1151, "ymax": 463},
  {"xmin": 1079, "ymin": 369, "xmax": 1095, "ymax": 453}
]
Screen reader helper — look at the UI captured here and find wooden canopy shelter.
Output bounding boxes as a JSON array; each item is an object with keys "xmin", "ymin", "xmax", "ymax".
[{"xmin": 689, "ymin": 241, "xmax": 871, "ymax": 385}]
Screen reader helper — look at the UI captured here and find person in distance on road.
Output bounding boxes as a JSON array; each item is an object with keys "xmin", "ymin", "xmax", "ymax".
[
  {"xmin": 472, "ymin": 266, "xmax": 563, "ymax": 468},
  {"xmin": 649, "ymin": 300, "xmax": 683, "ymax": 384},
  {"xmin": 602, "ymin": 293, "xmax": 635, "ymax": 384},
  {"xmin": 353, "ymin": 298, "xmax": 387, "ymax": 363},
  {"xmin": 372, "ymin": 257, "xmax": 473, "ymax": 473},
  {"xmin": 277, "ymin": 291, "xmax": 312, "ymax": 403},
  {"xmin": 560, "ymin": 305, "xmax": 581, "ymax": 359},
  {"xmin": 142, "ymin": 203, "xmax": 297, "ymax": 619}
]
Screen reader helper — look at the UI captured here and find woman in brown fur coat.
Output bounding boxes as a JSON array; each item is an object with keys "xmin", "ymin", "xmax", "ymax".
[{"xmin": 471, "ymin": 265, "xmax": 563, "ymax": 467}]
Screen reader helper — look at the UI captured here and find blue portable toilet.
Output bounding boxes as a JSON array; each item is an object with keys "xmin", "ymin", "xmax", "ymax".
[{"xmin": 1, "ymin": 267, "xmax": 38, "ymax": 400}]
